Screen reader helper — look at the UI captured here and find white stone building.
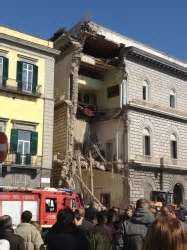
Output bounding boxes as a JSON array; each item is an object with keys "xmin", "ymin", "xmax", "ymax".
[{"xmin": 52, "ymin": 21, "xmax": 187, "ymax": 207}]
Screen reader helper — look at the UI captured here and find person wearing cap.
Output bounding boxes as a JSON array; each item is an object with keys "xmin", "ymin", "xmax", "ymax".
[
  {"xmin": 15, "ymin": 210, "xmax": 43, "ymax": 250},
  {"xmin": 0, "ymin": 215, "xmax": 25, "ymax": 250}
]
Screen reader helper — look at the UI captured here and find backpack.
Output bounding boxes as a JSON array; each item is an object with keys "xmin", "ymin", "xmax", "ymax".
[{"xmin": 0, "ymin": 239, "xmax": 10, "ymax": 250}]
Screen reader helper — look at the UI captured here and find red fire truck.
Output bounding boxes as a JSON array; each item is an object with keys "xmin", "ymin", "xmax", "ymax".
[{"xmin": 0, "ymin": 187, "xmax": 83, "ymax": 228}]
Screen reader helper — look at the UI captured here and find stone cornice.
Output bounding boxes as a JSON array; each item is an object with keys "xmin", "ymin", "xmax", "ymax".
[
  {"xmin": 129, "ymin": 161, "xmax": 187, "ymax": 174},
  {"xmin": 128, "ymin": 101, "xmax": 187, "ymax": 123},
  {"xmin": 125, "ymin": 46, "xmax": 187, "ymax": 80}
]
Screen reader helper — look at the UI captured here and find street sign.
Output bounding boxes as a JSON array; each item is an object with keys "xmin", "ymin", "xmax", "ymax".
[{"xmin": 0, "ymin": 132, "xmax": 8, "ymax": 163}]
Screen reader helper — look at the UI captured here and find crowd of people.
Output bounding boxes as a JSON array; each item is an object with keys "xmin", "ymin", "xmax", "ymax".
[{"xmin": 0, "ymin": 199, "xmax": 187, "ymax": 250}]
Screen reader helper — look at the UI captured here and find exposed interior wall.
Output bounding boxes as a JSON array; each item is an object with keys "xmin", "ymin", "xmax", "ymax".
[
  {"xmin": 91, "ymin": 119, "xmax": 124, "ymax": 161},
  {"xmin": 98, "ymin": 68, "xmax": 122, "ymax": 110},
  {"xmin": 73, "ymin": 119, "xmax": 90, "ymax": 145},
  {"xmin": 83, "ymin": 169, "xmax": 128, "ymax": 208}
]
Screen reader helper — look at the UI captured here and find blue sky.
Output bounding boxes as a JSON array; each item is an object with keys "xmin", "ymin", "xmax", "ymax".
[{"xmin": 1, "ymin": 0, "xmax": 187, "ymax": 61}]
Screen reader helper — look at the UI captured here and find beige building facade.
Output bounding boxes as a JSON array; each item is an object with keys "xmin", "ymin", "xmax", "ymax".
[{"xmin": 0, "ymin": 25, "xmax": 59, "ymax": 187}]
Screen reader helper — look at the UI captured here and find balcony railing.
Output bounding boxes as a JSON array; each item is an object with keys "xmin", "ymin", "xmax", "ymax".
[
  {"xmin": 0, "ymin": 78, "xmax": 41, "ymax": 97},
  {"xmin": 130, "ymin": 154, "xmax": 187, "ymax": 168},
  {"xmin": 4, "ymin": 153, "xmax": 42, "ymax": 167}
]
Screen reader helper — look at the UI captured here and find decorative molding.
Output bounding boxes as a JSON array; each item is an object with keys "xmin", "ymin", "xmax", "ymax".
[
  {"xmin": 17, "ymin": 54, "xmax": 38, "ymax": 63},
  {"xmin": 0, "ymin": 117, "xmax": 9, "ymax": 122},
  {"xmin": 0, "ymin": 48, "xmax": 9, "ymax": 54},
  {"xmin": 11, "ymin": 119, "xmax": 39, "ymax": 126}
]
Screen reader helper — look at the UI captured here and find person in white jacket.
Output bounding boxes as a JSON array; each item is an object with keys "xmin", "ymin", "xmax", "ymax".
[{"xmin": 15, "ymin": 211, "xmax": 43, "ymax": 250}]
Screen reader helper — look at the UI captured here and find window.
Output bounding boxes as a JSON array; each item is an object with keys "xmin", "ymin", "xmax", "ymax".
[
  {"xmin": 105, "ymin": 142, "xmax": 113, "ymax": 161},
  {"xmin": 143, "ymin": 128, "xmax": 151, "ymax": 156},
  {"xmin": 107, "ymin": 85, "xmax": 119, "ymax": 98},
  {"xmin": 78, "ymin": 92, "xmax": 97, "ymax": 105},
  {"xmin": 170, "ymin": 90, "xmax": 176, "ymax": 108},
  {"xmin": 45, "ymin": 198, "xmax": 57, "ymax": 213},
  {"xmin": 100, "ymin": 193, "xmax": 111, "ymax": 209},
  {"xmin": 17, "ymin": 61, "xmax": 38, "ymax": 94},
  {"xmin": 22, "ymin": 63, "xmax": 33, "ymax": 92},
  {"xmin": 143, "ymin": 80, "xmax": 149, "ymax": 101},
  {"xmin": 0, "ymin": 57, "xmax": 3, "ymax": 86},
  {"xmin": 17, "ymin": 130, "xmax": 31, "ymax": 165},
  {"xmin": 170, "ymin": 134, "xmax": 177, "ymax": 159},
  {"xmin": 0, "ymin": 121, "xmax": 6, "ymax": 132},
  {"xmin": 10, "ymin": 128, "xmax": 38, "ymax": 165}
]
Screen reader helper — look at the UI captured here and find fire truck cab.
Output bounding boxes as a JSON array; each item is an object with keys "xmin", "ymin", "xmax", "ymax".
[{"xmin": 0, "ymin": 187, "xmax": 83, "ymax": 228}]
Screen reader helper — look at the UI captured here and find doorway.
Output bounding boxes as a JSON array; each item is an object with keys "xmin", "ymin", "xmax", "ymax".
[{"xmin": 173, "ymin": 183, "xmax": 184, "ymax": 205}]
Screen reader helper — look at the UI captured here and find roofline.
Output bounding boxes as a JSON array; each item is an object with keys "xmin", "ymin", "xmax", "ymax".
[
  {"xmin": 0, "ymin": 33, "xmax": 60, "ymax": 56},
  {"xmin": 0, "ymin": 24, "xmax": 51, "ymax": 45},
  {"xmin": 125, "ymin": 46, "xmax": 187, "ymax": 75},
  {"xmin": 86, "ymin": 21, "xmax": 187, "ymax": 67}
]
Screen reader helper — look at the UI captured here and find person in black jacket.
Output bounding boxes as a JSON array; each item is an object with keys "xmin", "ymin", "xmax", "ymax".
[
  {"xmin": 122, "ymin": 199, "xmax": 155, "ymax": 250},
  {"xmin": 0, "ymin": 215, "xmax": 25, "ymax": 250},
  {"xmin": 46, "ymin": 208, "xmax": 89, "ymax": 250}
]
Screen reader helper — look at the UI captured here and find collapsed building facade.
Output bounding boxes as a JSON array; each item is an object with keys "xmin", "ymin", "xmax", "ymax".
[{"xmin": 52, "ymin": 21, "xmax": 187, "ymax": 208}]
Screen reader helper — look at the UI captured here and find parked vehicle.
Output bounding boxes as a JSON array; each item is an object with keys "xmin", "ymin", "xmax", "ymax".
[{"xmin": 0, "ymin": 187, "xmax": 83, "ymax": 228}]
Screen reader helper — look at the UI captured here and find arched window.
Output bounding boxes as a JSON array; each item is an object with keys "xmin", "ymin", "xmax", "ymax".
[
  {"xmin": 142, "ymin": 80, "xmax": 149, "ymax": 101},
  {"xmin": 170, "ymin": 89, "xmax": 176, "ymax": 108},
  {"xmin": 143, "ymin": 128, "xmax": 151, "ymax": 156},
  {"xmin": 170, "ymin": 133, "xmax": 177, "ymax": 159}
]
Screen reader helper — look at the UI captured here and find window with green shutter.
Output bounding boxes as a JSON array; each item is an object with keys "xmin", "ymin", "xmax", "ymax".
[
  {"xmin": 30, "ymin": 131, "xmax": 38, "ymax": 155},
  {"xmin": 16, "ymin": 61, "xmax": 38, "ymax": 94},
  {"xmin": 17, "ymin": 61, "xmax": 23, "ymax": 91},
  {"xmin": 0, "ymin": 57, "xmax": 3, "ymax": 86},
  {"xmin": 10, "ymin": 129, "xmax": 19, "ymax": 153},
  {"xmin": 2, "ymin": 57, "xmax": 9, "ymax": 85},
  {"xmin": 32, "ymin": 65, "xmax": 38, "ymax": 94}
]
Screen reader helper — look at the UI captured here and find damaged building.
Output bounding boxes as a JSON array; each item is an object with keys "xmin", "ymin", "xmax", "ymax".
[{"xmin": 52, "ymin": 21, "xmax": 187, "ymax": 208}]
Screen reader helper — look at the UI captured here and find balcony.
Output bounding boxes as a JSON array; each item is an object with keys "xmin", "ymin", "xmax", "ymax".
[
  {"xmin": 0, "ymin": 79, "xmax": 41, "ymax": 98},
  {"xmin": 4, "ymin": 153, "xmax": 42, "ymax": 168}
]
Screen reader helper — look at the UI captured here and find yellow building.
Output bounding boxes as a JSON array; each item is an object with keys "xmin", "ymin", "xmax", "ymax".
[{"xmin": 0, "ymin": 26, "xmax": 59, "ymax": 187}]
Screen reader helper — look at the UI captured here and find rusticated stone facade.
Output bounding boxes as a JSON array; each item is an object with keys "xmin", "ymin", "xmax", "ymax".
[{"xmin": 52, "ymin": 21, "xmax": 187, "ymax": 207}]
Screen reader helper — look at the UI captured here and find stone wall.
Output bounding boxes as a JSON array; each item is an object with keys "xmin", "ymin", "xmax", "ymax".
[
  {"xmin": 129, "ymin": 167, "xmax": 187, "ymax": 205},
  {"xmin": 126, "ymin": 59, "xmax": 187, "ymax": 113},
  {"xmin": 53, "ymin": 103, "xmax": 68, "ymax": 159},
  {"xmin": 128, "ymin": 109, "xmax": 187, "ymax": 165},
  {"xmin": 126, "ymin": 58, "xmax": 187, "ymax": 205}
]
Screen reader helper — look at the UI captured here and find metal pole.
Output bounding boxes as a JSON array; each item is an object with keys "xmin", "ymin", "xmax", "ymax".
[
  {"xmin": 0, "ymin": 163, "xmax": 2, "ymax": 186},
  {"xmin": 89, "ymin": 152, "xmax": 94, "ymax": 195}
]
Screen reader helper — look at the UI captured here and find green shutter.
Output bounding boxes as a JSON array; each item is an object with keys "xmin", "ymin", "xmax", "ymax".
[
  {"xmin": 25, "ymin": 154, "xmax": 31, "ymax": 165},
  {"xmin": 32, "ymin": 65, "xmax": 38, "ymax": 94},
  {"xmin": 16, "ymin": 153, "xmax": 21, "ymax": 164},
  {"xmin": 16, "ymin": 61, "xmax": 23, "ymax": 91},
  {"xmin": 10, "ymin": 129, "xmax": 18, "ymax": 153},
  {"xmin": 30, "ymin": 131, "xmax": 38, "ymax": 155},
  {"xmin": 2, "ymin": 57, "xmax": 9, "ymax": 86}
]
